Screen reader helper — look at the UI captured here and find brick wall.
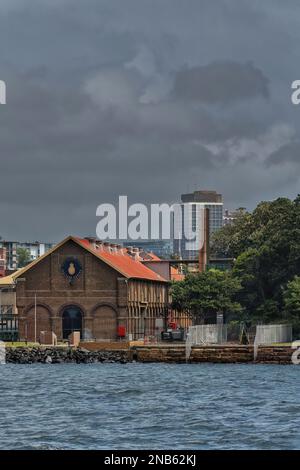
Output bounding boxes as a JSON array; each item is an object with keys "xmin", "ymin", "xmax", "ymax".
[
  {"xmin": 16, "ymin": 239, "xmax": 123, "ymax": 342},
  {"xmin": 16, "ymin": 239, "xmax": 169, "ymax": 342}
]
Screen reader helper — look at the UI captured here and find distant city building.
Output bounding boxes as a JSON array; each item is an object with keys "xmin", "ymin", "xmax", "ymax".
[
  {"xmin": 181, "ymin": 190, "xmax": 222, "ymax": 204},
  {"xmin": 181, "ymin": 190, "xmax": 223, "ymax": 234},
  {"xmin": 0, "ymin": 240, "xmax": 54, "ymax": 271},
  {"xmin": 125, "ymin": 240, "xmax": 173, "ymax": 259},
  {"xmin": 0, "ymin": 247, "xmax": 7, "ymax": 277},
  {"xmin": 0, "ymin": 241, "xmax": 17, "ymax": 271},
  {"xmin": 174, "ymin": 190, "xmax": 223, "ymax": 260},
  {"xmin": 18, "ymin": 242, "xmax": 54, "ymax": 261},
  {"xmin": 223, "ymin": 208, "xmax": 247, "ymax": 225}
]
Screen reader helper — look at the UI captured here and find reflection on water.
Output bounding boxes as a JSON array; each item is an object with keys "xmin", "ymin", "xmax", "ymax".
[{"xmin": 0, "ymin": 363, "xmax": 299, "ymax": 450}]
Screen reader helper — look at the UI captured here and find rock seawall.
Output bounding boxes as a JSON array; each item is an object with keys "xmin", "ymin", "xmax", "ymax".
[
  {"xmin": 5, "ymin": 347, "xmax": 130, "ymax": 364},
  {"xmin": 256, "ymin": 346, "xmax": 295, "ymax": 364},
  {"xmin": 4, "ymin": 344, "xmax": 296, "ymax": 364},
  {"xmin": 191, "ymin": 345, "xmax": 253, "ymax": 363},
  {"xmin": 133, "ymin": 345, "xmax": 295, "ymax": 365}
]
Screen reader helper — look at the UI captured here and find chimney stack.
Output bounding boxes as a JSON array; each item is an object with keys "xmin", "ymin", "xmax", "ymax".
[
  {"xmin": 103, "ymin": 242, "xmax": 111, "ymax": 252},
  {"xmin": 84, "ymin": 236, "xmax": 98, "ymax": 249},
  {"xmin": 132, "ymin": 247, "xmax": 140, "ymax": 260},
  {"xmin": 95, "ymin": 240, "xmax": 104, "ymax": 251}
]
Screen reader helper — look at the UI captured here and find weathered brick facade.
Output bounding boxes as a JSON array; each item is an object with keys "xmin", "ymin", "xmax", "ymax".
[{"xmin": 15, "ymin": 238, "xmax": 169, "ymax": 342}]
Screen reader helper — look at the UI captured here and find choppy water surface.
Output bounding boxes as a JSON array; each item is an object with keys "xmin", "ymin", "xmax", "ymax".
[{"xmin": 0, "ymin": 363, "xmax": 299, "ymax": 450}]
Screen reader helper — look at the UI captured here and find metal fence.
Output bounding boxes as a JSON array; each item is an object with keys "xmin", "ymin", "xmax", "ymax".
[
  {"xmin": 0, "ymin": 314, "xmax": 19, "ymax": 341},
  {"xmin": 186, "ymin": 324, "xmax": 227, "ymax": 360},
  {"xmin": 255, "ymin": 324, "xmax": 292, "ymax": 345},
  {"xmin": 253, "ymin": 324, "xmax": 292, "ymax": 360}
]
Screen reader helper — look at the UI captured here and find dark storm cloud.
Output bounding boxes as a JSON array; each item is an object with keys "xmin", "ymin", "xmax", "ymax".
[
  {"xmin": 266, "ymin": 141, "xmax": 300, "ymax": 166},
  {"xmin": 0, "ymin": 0, "xmax": 300, "ymax": 240},
  {"xmin": 172, "ymin": 61, "xmax": 270, "ymax": 104}
]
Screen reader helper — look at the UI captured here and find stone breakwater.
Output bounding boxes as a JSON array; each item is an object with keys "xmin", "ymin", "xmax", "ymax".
[
  {"xmin": 132, "ymin": 345, "xmax": 295, "ymax": 365},
  {"xmin": 3, "ymin": 344, "xmax": 296, "ymax": 364},
  {"xmin": 5, "ymin": 347, "xmax": 129, "ymax": 364}
]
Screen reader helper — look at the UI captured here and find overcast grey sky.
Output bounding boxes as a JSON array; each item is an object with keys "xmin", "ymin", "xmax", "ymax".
[{"xmin": 0, "ymin": 0, "xmax": 300, "ymax": 241}]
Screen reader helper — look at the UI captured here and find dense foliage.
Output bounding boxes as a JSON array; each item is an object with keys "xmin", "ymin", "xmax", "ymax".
[
  {"xmin": 284, "ymin": 276, "xmax": 300, "ymax": 319},
  {"xmin": 172, "ymin": 196, "xmax": 300, "ymax": 333},
  {"xmin": 171, "ymin": 269, "xmax": 242, "ymax": 323},
  {"xmin": 213, "ymin": 196, "xmax": 300, "ymax": 330}
]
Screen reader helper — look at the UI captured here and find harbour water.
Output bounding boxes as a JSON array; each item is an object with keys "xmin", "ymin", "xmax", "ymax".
[{"xmin": 0, "ymin": 363, "xmax": 299, "ymax": 450}]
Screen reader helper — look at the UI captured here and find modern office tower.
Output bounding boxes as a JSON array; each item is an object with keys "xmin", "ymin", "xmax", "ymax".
[{"xmin": 173, "ymin": 190, "xmax": 223, "ymax": 260}]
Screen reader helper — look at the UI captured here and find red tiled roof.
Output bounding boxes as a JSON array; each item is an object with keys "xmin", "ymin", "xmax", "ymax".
[
  {"xmin": 170, "ymin": 266, "xmax": 185, "ymax": 281},
  {"xmin": 75, "ymin": 238, "xmax": 167, "ymax": 282}
]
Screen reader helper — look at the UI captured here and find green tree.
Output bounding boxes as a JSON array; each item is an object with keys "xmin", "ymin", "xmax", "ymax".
[
  {"xmin": 210, "ymin": 208, "xmax": 250, "ymax": 257},
  {"xmin": 283, "ymin": 276, "xmax": 300, "ymax": 318},
  {"xmin": 171, "ymin": 269, "xmax": 242, "ymax": 323},
  {"xmin": 17, "ymin": 247, "xmax": 31, "ymax": 268},
  {"xmin": 211, "ymin": 198, "xmax": 297, "ymax": 260},
  {"xmin": 212, "ymin": 196, "xmax": 300, "ymax": 322},
  {"xmin": 232, "ymin": 248, "xmax": 263, "ymax": 315},
  {"xmin": 283, "ymin": 275, "xmax": 300, "ymax": 336}
]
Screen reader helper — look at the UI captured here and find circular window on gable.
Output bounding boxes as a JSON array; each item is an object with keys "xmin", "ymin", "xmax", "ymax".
[{"xmin": 61, "ymin": 257, "xmax": 82, "ymax": 284}]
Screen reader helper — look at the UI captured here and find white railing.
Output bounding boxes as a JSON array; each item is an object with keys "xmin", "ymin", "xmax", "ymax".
[
  {"xmin": 185, "ymin": 324, "xmax": 227, "ymax": 361},
  {"xmin": 253, "ymin": 324, "xmax": 292, "ymax": 360}
]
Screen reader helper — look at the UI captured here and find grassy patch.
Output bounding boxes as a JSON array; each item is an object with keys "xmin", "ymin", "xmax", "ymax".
[
  {"xmin": 4, "ymin": 342, "xmax": 39, "ymax": 348},
  {"xmin": 4, "ymin": 342, "xmax": 68, "ymax": 348}
]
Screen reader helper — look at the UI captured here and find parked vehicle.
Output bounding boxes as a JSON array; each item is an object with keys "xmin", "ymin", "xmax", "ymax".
[{"xmin": 161, "ymin": 325, "xmax": 185, "ymax": 341}]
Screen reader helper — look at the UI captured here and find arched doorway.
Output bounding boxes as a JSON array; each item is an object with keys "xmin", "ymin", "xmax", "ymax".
[
  {"xmin": 25, "ymin": 305, "xmax": 52, "ymax": 342},
  {"xmin": 62, "ymin": 305, "xmax": 83, "ymax": 340}
]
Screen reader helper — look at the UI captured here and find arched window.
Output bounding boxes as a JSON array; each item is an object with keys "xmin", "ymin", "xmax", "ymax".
[{"xmin": 62, "ymin": 305, "xmax": 83, "ymax": 339}]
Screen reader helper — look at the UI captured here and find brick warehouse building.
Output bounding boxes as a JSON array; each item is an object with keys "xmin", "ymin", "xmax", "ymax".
[{"xmin": 1, "ymin": 236, "xmax": 169, "ymax": 342}]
